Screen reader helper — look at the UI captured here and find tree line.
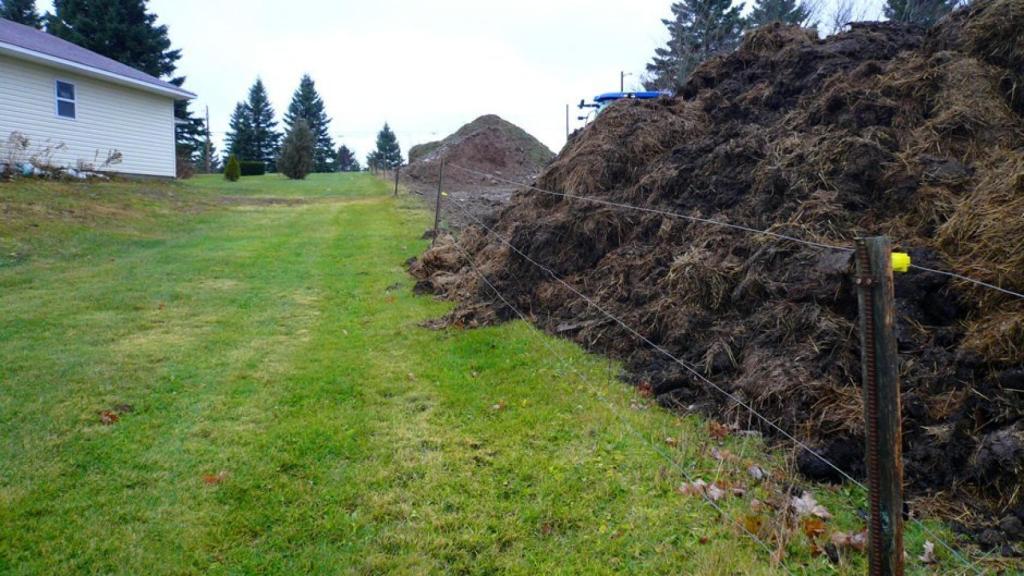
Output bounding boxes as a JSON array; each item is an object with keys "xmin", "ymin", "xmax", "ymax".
[
  {"xmin": 222, "ymin": 76, "xmax": 401, "ymax": 178},
  {"xmin": 0, "ymin": 0, "xmax": 402, "ymax": 179},
  {"xmin": 644, "ymin": 0, "xmax": 965, "ymax": 89}
]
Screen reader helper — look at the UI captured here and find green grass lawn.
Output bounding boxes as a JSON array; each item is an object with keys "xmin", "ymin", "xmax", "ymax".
[{"xmin": 0, "ymin": 173, "xmax": 989, "ymax": 574}]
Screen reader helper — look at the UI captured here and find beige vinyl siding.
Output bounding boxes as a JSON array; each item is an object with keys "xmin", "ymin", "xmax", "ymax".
[{"xmin": 0, "ymin": 54, "xmax": 176, "ymax": 177}]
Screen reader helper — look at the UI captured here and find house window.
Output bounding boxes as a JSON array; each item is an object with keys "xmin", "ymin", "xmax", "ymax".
[{"xmin": 55, "ymin": 81, "xmax": 76, "ymax": 119}]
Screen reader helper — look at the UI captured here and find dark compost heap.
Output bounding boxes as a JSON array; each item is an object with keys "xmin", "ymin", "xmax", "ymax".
[{"xmin": 410, "ymin": 0, "xmax": 1024, "ymax": 544}]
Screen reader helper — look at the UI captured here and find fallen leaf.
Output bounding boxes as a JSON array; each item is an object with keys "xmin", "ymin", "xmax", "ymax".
[
  {"xmin": 919, "ymin": 540, "xmax": 937, "ymax": 564},
  {"xmin": 540, "ymin": 522, "xmax": 553, "ymax": 536},
  {"xmin": 202, "ymin": 471, "xmax": 228, "ymax": 485},
  {"xmin": 708, "ymin": 421, "xmax": 731, "ymax": 440},
  {"xmin": 677, "ymin": 479, "xmax": 708, "ymax": 497},
  {"xmin": 99, "ymin": 410, "xmax": 119, "ymax": 425},
  {"xmin": 831, "ymin": 530, "xmax": 867, "ymax": 552},
  {"xmin": 747, "ymin": 465, "xmax": 766, "ymax": 481},
  {"xmin": 743, "ymin": 514, "xmax": 764, "ymax": 535},
  {"xmin": 637, "ymin": 384, "xmax": 654, "ymax": 398},
  {"xmin": 707, "ymin": 484, "xmax": 727, "ymax": 501},
  {"xmin": 711, "ymin": 447, "xmax": 736, "ymax": 462},
  {"xmin": 791, "ymin": 491, "xmax": 832, "ymax": 519},
  {"xmin": 802, "ymin": 517, "xmax": 827, "ymax": 539},
  {"xmin": 491, "ymin": 401, "xmax": 506, "ymax": 412},
  {"xmin": 699, "ymin": 536, "xmax": 710, "ymax": 545},
  {"xmin": 665, "ymin": 437, "xmax": 679, "ymax": 447}
]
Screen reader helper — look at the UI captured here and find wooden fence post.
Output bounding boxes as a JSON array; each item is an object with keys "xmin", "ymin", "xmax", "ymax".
[
  {"xmin": 855, "ymin": 236, "xmax": 904, "ymax": 576},
  {"xmin": 394, "ymin": 165, "xmax": 400, "ymax": 197},
  {"xmin": 432, "ymin": 160, "xmax": 444, "ymax": 247}
]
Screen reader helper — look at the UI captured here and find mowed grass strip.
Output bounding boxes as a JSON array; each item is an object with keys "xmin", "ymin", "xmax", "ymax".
[{"xmin": 0, "ymin": 173, "xmax": 965, "ymax": 574}]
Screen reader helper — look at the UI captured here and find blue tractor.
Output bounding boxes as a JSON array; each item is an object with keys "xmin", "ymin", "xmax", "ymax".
[{"xmin": 577, "ymin": 91, "xmax": 671, "ymax": 123}]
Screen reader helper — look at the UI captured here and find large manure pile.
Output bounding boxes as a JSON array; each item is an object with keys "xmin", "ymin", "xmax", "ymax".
[
  {"xmin": 411, "ymin": 0, "xmax": 1024, "ymax": 543},
  {"xmin": 406, "ymin": 114, "xmax": 554, "ymax": 188}
]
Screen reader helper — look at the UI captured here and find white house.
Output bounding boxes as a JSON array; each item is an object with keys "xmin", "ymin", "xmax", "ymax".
[{"xmin": 0, "ymin": 18, "xmax": 195, "ymax": 178}]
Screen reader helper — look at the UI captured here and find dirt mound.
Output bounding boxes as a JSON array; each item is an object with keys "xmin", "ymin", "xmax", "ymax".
[
  {"xmin": 410, "ymin": 0, "xmax": 1024, "ymax": 545},
  {"xmin": 405, "ymin": 115, "xmax": 554, "ymax": 189}
]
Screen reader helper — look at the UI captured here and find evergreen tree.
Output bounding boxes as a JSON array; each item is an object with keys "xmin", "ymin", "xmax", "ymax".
[
  {"xmin": 884, "ymin": 0, "xmax": 955, "ymax": 25},
  {"xmin": 278, "ymin": 120, "xmax": 315, "ymax": 180},
  {"xmin": 645, "ymin": 0, "xmax": 746, "ymax": 90},
  {"xmin": 46, "ymin": 0, "xmax": 203, "ymax": 163},
  {"xmin": 336, "ymin": 145, "xmax": 360, "ymax": 172},
  {"xmin": 747, "ymin": 0, "xmax": 812, "ymax": 28},
  {"xmin": 1, "ymin": 0, "xmax": 42, "ymax": 28},
  {"xmin": 283, "ymin": 75, "xmax": 335, "ymax": 173},
  {"xmin": 366, "ymin": 151, "xmax": 381, "ymax": 173},
  {"xmin": 372, "ymin": 123, "xmax": 402, "ymax": 169},
  {"xmin": 224, "ymin": 154, "xmax": 240, "ymax": 182},
  {"xmin": 172, "ymin": 77, "xmax": 205, "ymax": 165},
  {"xmin": 224, "ymin": 102, "xmax": 255, "ymax": 162},
  {"xmin": 47, "ymin": 0, "xmax": 180, "ymax": 79},
  {"xmin": 246, "ymin": 79, "xmax": 280, "ymax": 170}
]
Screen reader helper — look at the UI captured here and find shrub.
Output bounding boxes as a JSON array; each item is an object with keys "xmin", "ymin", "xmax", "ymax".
[
  {"xmin": 224, "ymin": 154, "xmax": 241, "ymax": 182},
  {"xmin": 278, "ymin": 120, "xmax": 314, "ymax": 180},
  {"xmin": 239, "ymin": 161, "xmax": 266, "ymax": 177}
]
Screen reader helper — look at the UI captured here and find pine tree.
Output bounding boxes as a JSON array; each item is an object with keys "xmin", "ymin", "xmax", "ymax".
[
  {"xmin": 224, "ymin": 102, "xmax": 255, "ymax": 162},
  {"xmin": 1, "ymin": 0, "xmax": 42, "ymax": 28},
  {"xmin": 645, "ymin": 0, "xmax": 746, "ymax": 90},
  {"xmin": 224, "ymin": 154, "xmax": 240, "ymax": 182},
  {"xmin": 884, "ymin": 0, "xmax": 955, "ymax": 25},
  {"xmin": 366, "ymin": 151, "xmax": 381, "ymax": 173},
  {"xmin": 278, "ymin": 120, "xmax": 315, "ymax": 180},
  {"xmin": 372, "ymin": 123, "xmax": 402, "ymax": 170},
  {"xmin": 336, "ymin": 145, "xmax": 360, "ymax": 172},
  {"xmin": 46, "ymin": 0, "xmax": 203, "ymax": 163},
  {"xmin": 283, "ymin": 75, "xmax": 335, "ymax": 173},
  {"xmin": 47, "ymin": 0, "xmax": 180, "ymax": 79},
  {"xmin": 747, "ymin": 0, "xmax": 812, "ymax": 28},
  {"xmin": 172, "ymin": 78, "xmax": 205, "ymax": 166},
  {"xmin": 246, "ymin": 79, "xmax": 280, "ymax": 171}
]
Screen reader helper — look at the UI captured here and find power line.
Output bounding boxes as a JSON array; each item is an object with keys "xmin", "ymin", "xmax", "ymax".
[{"xmin": 446, "ymin": 163, "xmax": 1024, "ymax": 302}]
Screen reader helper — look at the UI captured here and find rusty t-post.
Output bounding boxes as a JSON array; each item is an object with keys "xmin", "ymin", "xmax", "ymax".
[{"xmin": 855, "ymin": 236, "xmax": 904, "ymax": 576}]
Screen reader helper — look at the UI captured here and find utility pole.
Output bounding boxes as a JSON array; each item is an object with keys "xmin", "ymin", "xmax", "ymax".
[
  {"xmin": 565, "ymin": 104, "xmax": 570, "ymax": 141},
  {"xmin": 204, "ymin": 105, "xmax": 212, "ymax": 174}
]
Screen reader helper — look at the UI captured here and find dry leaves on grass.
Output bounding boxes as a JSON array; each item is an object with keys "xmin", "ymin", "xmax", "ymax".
[
  {"xmin": 831, "ymin": 530, "xmax": 867, "ymax": 552},
  {"xmin": 791, "ymin": 491, "xmax": 833, "ymax": 519},
  {"xmin": 707, "ymin": 420, "xmax": 732, "ymax": 440},
  {"xmin": 678, "ymin": 479, "xmax": 744, "ymax": 502},
  {"xmin": 919, "ymin": 540, "xmax": 938, "ymax": 564}
]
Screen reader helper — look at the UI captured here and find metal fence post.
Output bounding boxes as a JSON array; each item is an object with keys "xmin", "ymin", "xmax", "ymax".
[
  {"xmin": 855, "ymin": 236, "xmax": 904, "ymax": 576},
  {"xmin": 432, "ymin": 160, "xmax": 444, "ymax": 247}
]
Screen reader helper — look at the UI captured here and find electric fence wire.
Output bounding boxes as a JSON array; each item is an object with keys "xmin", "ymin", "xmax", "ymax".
[
  {"xmin": 437, "ymin": 194, "xmax": 983, "ymax": 575},
  {"xmin": 446, "ymin": 163, "xmax": 1024, "ymax": 302},
  {"xmin": 445, "ymin": 237, "xmax": 796, "ymax": 575}
]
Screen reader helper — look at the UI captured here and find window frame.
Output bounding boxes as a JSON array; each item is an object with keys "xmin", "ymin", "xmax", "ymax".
[{"xmin": 55, "ymin": 80, "xmax": 76, "ymax": 120}]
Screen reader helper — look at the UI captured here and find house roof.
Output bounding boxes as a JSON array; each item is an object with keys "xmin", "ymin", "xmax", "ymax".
[{"xmin": 0, "ymin": 17, "xmax": 195, "ymax": 100}]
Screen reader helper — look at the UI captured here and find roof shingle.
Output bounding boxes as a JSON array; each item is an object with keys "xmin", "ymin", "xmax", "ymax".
[{"xmin": 0, "ymin": 17, "xmax": 194, "ymax": 99}]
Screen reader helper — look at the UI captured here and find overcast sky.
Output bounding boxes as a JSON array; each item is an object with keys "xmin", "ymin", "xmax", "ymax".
[{"xmin": 42, "ymin": 0, "xmax": 883, "ymax": 162}]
